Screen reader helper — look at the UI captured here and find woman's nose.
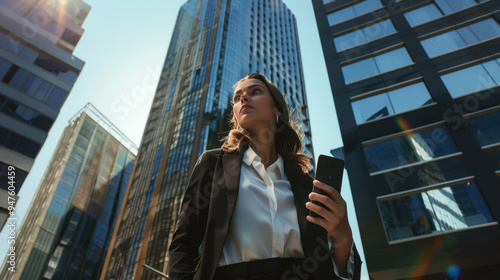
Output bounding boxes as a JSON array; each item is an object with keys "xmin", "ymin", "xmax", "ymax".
[{"xmin": 240, "ymin": 93, "xmax": 249, "ymax": 102}]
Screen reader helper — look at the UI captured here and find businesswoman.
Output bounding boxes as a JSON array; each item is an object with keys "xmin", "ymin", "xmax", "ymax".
[{"xmin": 168, "ymin": 73, "xmax": 361, "ymax": 280}]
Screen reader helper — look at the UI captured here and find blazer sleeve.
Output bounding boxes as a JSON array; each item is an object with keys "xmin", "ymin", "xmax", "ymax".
[{"xmin": 168, "ymin": 151, "xmax": 217, "ymax": 280}]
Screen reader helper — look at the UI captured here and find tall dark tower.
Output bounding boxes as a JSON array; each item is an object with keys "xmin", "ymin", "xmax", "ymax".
[
  {"xmin": 313, "ymin": 0, "xmax": 500, "ymax": 279},
  {"xmin": 101, "ymin": 1, "xmax": 314, "ymax": 279}
]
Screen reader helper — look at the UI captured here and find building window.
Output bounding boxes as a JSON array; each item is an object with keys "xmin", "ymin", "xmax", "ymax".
[
  {"xmin": 441, "ymin": 58, "xmax": 500, "ymax": 98},
  {"xmin": 378, "ymin": 180, "xmax": 495, "ymax": 243},
  {"xmin": 351, "ymin": 82, "xmax": 433, "ymax": 124},
  {"xmin": 404, "ymin": 4, "xmax": 444, "ymax": 27},
  {"xmin": 342, "ymin": 47, "xmax": 413, "ymax": 84},
  {"xmin": 435, "ymin": 0, "xmax": 488, "ymax": 15},
  {"xmin": 405, "ymin": 0, "xmax": 489, "ymax": 27},
  {"xmin": 0, "ymin": 95, "xmax": 54, "ymax": 132},
  {"xmin": 0, "ymin": 126, "xmax": 41, "ymax": 158},
  {"xmin": 364, "ymin": 126, "xmax": 459, "ymax": 173},
  {"xmin": 327, "ymin": 0, "xmax": 383, "ymax": 26},
  {"xmin": 467, "ymin": 110, "xmax": 500, "ymax": 147},
  {"xmin": 1, "ymin": 58, "xmax": 70, "ymax": 109},
  {"xmin": 421, "ymin": 18, "xmax": 500, "ymax": 57},
  {"xmin": 334, "ymin": 19, "xmax": 397, "ymax": 51},
  {"xmin": 0, "ymin": 31, "xmax": 79, "ymax": 84}
]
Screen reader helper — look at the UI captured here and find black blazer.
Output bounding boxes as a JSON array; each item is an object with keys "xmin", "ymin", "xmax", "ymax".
[{"xmin": 168, "ymin": 148, "xmax": 362, "ymax": 280}]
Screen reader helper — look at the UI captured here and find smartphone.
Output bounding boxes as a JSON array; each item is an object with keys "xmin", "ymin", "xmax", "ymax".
[{"xmin": 309, "ymin": 155, "xmax": 345, "ymax": 218}]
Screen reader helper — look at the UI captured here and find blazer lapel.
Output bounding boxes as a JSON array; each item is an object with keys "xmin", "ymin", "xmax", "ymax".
[
  {"xmin": 289, "ymin": 175, "xmax": 313, "ymax": 241},
  {"xmin": 222, "ymin": 150, "xmax": 244, "ymax": 231}
]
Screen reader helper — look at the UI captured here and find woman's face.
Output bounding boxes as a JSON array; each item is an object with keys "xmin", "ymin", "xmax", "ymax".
[{"xmin": 233, "ymin": 78, "xmax": 277, "ymax": 135}]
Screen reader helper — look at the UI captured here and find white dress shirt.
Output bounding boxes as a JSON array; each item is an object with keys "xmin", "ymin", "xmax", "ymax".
[{"xmin": 217, "ymin": 147, "xmax": 354, "ymax": 279}]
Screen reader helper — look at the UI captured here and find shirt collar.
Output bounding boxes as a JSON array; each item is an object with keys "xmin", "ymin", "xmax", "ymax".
[{"xmin": 243, "ymin": 146, "xmax": 285, "ymax": 177}]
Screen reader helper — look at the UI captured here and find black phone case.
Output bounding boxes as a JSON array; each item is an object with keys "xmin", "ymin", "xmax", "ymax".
[{"xmin": 310, "ymin": 155, "xmax": 345, "ymax": 218}]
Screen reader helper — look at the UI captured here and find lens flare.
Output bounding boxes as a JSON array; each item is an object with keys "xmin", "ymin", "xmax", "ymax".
[{"xmin": 446, "ymin": 264, "xmax": 462, "ymax": 279}]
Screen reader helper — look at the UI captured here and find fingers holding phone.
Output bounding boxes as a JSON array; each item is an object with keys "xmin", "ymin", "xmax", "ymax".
[{"xmin": 305, "ymin": 155, "xmax": 352, "ymax": 245}]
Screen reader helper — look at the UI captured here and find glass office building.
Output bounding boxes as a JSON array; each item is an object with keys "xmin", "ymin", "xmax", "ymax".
[
  {"xmin": 313, "ymin": 0, "xmax": 500, "ymax": 278},
  {"xmin": 0, "ymin": 0, "xmax": 90, "ymax": 230},
  {"xmin": 101, "ymin": 0, "xmax": 313, "ymax": 279},
  {"xmin": 0, "ymin": 104, "xmax": 137, "ymax": 280}
]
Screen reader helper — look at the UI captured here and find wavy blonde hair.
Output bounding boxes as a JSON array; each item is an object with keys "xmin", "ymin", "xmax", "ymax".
[{"xmin": 221, "ymin": 73, "xmax": 311, "ymax": 178}]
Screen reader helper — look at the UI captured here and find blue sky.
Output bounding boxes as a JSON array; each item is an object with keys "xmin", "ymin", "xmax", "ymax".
[{"xmin": 1, "ymin": 1, "xmax": 369, "ymax": 278}]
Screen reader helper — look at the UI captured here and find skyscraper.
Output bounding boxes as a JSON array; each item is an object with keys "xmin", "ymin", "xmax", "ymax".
[
  {"xmin": 101, "ymin": 1, "xmax": 313, "ymax": 279},
  {"xmin": 313, "ymin": 0, "xmax": 500, "ymax": 278},
  {"xmin": 0, "ymin": 0, "xmax": 90, "ymax": 230},
  {"xmin": 0, "ymin": 104, "xmax": 137, "ymax": 280}
]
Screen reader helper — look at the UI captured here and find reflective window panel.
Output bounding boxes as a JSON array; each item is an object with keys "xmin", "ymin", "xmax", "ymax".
[
  {"xmin": 0, "ymin": 126, "xmax": 41, "ymax": 158},
  {"xmin": 435, "ymin": 0, "xmax": 488, "ymax": 15},
  {"xmin": 327, "ymin": 0, "xmax": 383, "ymax": 26},
  {"xmin": 334, "ymin": 19, "xmax": 397, "ymax": 51},
  {"xmin": 379, "ymin": 181, "xmax": 494, "ymax": 242},
  {"xmin": 352, "ymin": 82, "xmax": 433, "ymax": 124},
  {"xmin": 0, "ymin": 95, "xmax": 54, "ymax": 132},
  {"xmin": 364, "ymin": 126, "xmax": 459, "ymax": 173},
  {"xmin": 468, "ymin": 110, "xmax": 500, "ymax": 147},
  {"xmin": 342, "ymin": 47, "xmax": 413, "ymax": 84},
  {"xmin": 421, "ymin": 19, "xmax": 500, "ymax": 57},
  {"xmin": 0, "ymin": 58, "xmax": 70, "ymax": 109},
  {"xmin": 404, "ymin": 4, "xmax": 443, "ymax": 27},
  {"xmin": 441, "ymin": 58, "xmax": 500, "ymax": 98},
  {"xmin": 0, "ymin": 31, "xmax": 78, "ymax": 83}
]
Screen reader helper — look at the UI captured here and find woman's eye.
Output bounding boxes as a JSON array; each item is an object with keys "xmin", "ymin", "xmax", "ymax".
[
  {"xmin": 253, "ymin": 89, "xmax": 260, "ymax": 94},
  {"xmin": 233, "ymin": 96, "xmax": 240, "ymax": 102}
]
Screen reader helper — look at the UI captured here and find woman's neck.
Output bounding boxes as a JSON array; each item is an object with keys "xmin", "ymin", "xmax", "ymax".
[{"xmin": 249, "ymin": 135, "xmax": 277, "ymax": 168}]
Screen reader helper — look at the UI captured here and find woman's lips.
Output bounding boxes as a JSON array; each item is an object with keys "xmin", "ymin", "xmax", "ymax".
[{"xmin": 240, "ymin": 105, "xmax": 253, "ymax": 112}]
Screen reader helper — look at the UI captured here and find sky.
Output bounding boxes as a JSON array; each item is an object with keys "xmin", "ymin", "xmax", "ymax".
[{"xmin": 1, "ymin": 0, "xmax": 369, "ymax": 278}]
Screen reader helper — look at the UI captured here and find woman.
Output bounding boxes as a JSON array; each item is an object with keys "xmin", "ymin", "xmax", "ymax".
[{"xmin": 168, "ymin": 73, "xmax": 361, "ymax": 279}]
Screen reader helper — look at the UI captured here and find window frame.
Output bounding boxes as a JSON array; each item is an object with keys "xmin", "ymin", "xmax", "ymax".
[{"xmin": 376, "ymin": 176, "xmax": 498, "ymax": 244}]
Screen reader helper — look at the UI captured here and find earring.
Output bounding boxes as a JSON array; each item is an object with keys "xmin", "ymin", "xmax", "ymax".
[{"xmin": 276, "ymin": 114, "xmax": 279, "ymax": 124}]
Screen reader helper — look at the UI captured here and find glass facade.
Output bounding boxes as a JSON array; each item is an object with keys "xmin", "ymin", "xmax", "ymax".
[
  {"xmin": 0, "ymin": 31, "xmax": 79, "ymax": 83},
  {"xmin": 421, "ymin": 18, "xmax": 500, "ymax": 58},
  {"xmin": 351, "ymin": 82, "xmax": 433, "ymax": 124},
  {"xmin": 404, "ymin": 4, "xmax": 443, "ymax": 27},
  {"xmin": 327, "ymin": 0, "xmax": 383, "ymax": 26},
  {"xmin": 342, "ymin": 47, "xmax": 413, "ymax": 84},
  {"xmin": 314, "ymin": 0, "xmax": 500, "ymax": 277},
  {"xmin": 467, "ymin": 110, "xmax": 500, "ymax": 147},
  {"xmin": 441, "ymin": 58, "xmax": 500, "ymax": 98},
  {"xmin": 334, "ymin": 19, "xmax": 397, "ymax": 51},
  {"xmin": 0, "ymin": 104, "xmax": 137, "ymax": 280},
  {"xmin": 103, "ymin": 1, "xmax": 314, "ymax": 279},
  {"xmin": 378, "ymin": 181, "xmax": 494, "ymax": 242},
  {"xmin": 0, "ymin": 0, "xmax": 90, "ymax": 233},
  {"xmin": 364, "ymin": 126, "xmax": 459, "ymax": 173}
]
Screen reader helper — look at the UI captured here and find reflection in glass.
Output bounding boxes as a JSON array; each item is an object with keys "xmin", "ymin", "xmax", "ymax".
[
  {"xmin": 0, "ymin": 31, "xmax": 78, "ymax": 83},
  {"xmin": 421, "ymin": 19, "xmax": 500, "ymax": 57},
  {"xmin": 404, "ymin": 4, "xmax": 443, "ymax": 27},
  {"xmin": 0, "ymin": 58, "xmax": 70, "ymax": 109},
  {"xmin": 468, "ymin": 110, "xmax": 500, "ymax": 146},
  {"xmin": 327, "ymin": 0, "xmax": 383, "ymax": 26},
  {"xmin": 435, "ymin": 0, "xmax": 484, "ymax": 15},
  {"xmin": 441, "ymin": 59, "xmax": 500, "ymax": 98},
  {"xmin": 334, "ymin": 19, "xmax": 397, "ymax": 51},
  {"xmin": 0, "ymin": 126, "xmax": 41, "ymax": 158},
  {"xmin": 342, "ymin": 48, "xmax": 413, "ymax": 84},
  {"xmin": 364, "ymin": 126, "xmax": 458, "ymax": 173},
  {"xmin": 352, "ymin": 82, "xmax": 433, "ymax": 124},
  {"xmin": 379, "ymin": 181, "xmax": 494, "ymax": 242},
  {"xmin": 0, "ymin": 96, "xmax": 54, "ymax": 131}
]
